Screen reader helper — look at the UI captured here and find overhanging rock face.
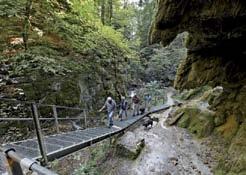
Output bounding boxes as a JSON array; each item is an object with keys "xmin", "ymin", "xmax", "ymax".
[
  {"xmin": 150, "ymin": 0, "xmax": 246, "ymax": 89},
  {"xmin": 150, "ymin": 0, "xmax": 246, "ymax": 117},
  {"xmin": 150, "ymin": 1, "xmax": 246, "ymax": 174}
]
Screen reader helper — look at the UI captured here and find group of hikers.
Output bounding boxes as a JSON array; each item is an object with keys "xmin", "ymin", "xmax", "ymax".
[{"xmin": 99, "ymin": 93, "xmax": 152, "ymax": 128}]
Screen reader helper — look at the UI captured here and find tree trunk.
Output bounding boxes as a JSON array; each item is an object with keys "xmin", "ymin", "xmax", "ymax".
[
  {"xmin": 123, "ymin": 0, "xmax": 128, "ymax": 9},
  {"xmin": 101, "ymin": 0, "xmax": 105, "ymax": 25},
  {"xmin": 108, "ymin": 0, "xmax": 113, "ymax": 25},
  {"xmin": 23, "ymin": 0, "xmax": 33, "ymax": 51}
]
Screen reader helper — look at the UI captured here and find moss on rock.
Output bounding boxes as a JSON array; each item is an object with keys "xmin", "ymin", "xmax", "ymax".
[
  {"xmin": 216, "ymin": 115, "xmax": 239, "ymax": 140},
  {"xmin": 176, "ymin": 104, "xmax": 215, "ymax": 138},
  {"xmin": 177, "ymin": 86, "xmax": 212, "ymax": 101},
  {"xmin": 116, "ymin": 132, "xmax": 145, "ymax": 160},
  {"xmin": 215, "ymin": 123, "xmax": 246, "ymax": 175}
]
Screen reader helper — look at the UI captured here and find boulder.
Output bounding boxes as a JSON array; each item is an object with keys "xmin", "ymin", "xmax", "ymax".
[
  {"xmin": 116, "ymin": 131, "xmax": 145, "ymax": 160},
  {"xmin": 175, "ymin": 104, "xmax": 215, "ymax": 138},
  {"xmin": 166, "ymin": 111, "xmax": 184, "ymax": 126}
]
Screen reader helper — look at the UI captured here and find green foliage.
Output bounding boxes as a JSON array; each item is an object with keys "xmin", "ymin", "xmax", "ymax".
[
  {"xmin": 0, "ymin": 0, "xmax": 160, "ymax": 112},
  {"xmin": 131, "ymin": 32, "xmax": 187, "ymax": 86},
  {"xmin": 83, "ymin": 26, "xmax": 130, "ymax": 55},
  {"xmin": 3, "ymin": 52, "xmax": 80, "ymax": 77},
  {"xmin": 0, "ymin": 0, "xmax": 26, "ymax": 17},
  {"xmin": 71, "ymin": 0, "xmax": 98, "ymax": 23},
  {"xmin": 53, "ymin": 13, "xmax": 95, "ymax": 52},
  {"xmin": 137, "ymin": 81, "xmax": 166, "ymax": 106},
  {"xmin": 136, "ymin": 0, "xmax": 156, "ymax": 48},
  {"xmin": 74, "ymin": 142, "xmax": 112, "ymax": 175}
]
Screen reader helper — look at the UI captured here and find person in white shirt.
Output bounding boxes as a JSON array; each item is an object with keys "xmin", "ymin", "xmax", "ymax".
[{"xmin": 99, "ymin": 97, "xmax": 116, "ymax": 128}]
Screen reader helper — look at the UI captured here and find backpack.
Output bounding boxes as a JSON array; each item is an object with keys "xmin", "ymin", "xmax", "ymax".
[
  {"xmin": 133, "ymin": 96, "xmax": 140, "ymax": 104},
  {"xmin": 121, "ymin": 100, "xmax": 128, "ymax": 110}
]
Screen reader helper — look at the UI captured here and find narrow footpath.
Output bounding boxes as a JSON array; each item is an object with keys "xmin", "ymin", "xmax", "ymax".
[{"xmin": 113, "ymin": 90, "xmax": 213, "ymax": 175}]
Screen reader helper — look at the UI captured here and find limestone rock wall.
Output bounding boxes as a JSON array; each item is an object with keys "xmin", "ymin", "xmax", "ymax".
[
  {"xmin": 150, "ymin": 0, "xmax": 246, "ymax": 88},
  {"xmin": 150, "ymin": 0, "xmax": 246, "ymax": 129},
  {"xmin": 150, "ymin": 1, "xmax": 246, "ymax": 174}
]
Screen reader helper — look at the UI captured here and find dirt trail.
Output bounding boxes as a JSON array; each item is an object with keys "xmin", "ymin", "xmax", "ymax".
[{"xmin": 116, "ymin": 89, "xmax": 213, "ymax": 175}]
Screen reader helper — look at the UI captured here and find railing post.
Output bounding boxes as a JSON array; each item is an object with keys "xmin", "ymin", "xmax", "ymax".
[
  {"xmin": 31, "ymin": 103, "xmax": 48, "ymax": 165},
  {"xmin": 52, "ymin": 105, "xmax": 60, "ymax": 133},
  {"xmin": 83, "ymin": 109, "xmax": 87, "ymax": 128},
  {"xmin": 2, "ymin": 148, "xmax": 58, "ymax": 175},
  {"xmin": 5, "ymin": 150, "xmax": 24, "ymax": 175}
]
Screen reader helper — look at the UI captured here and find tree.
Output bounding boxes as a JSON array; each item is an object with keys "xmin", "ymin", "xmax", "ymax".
[
  {"xmin": 23, "ymin": 0, "xmax": 33, "ymax": 51},
  {"xmin": 107, "ymin": 0, "xmax": 113, "ymax": 25},
  {"xmin": 136, "ymin": 0, "xmax": 156, "ymax": 48},
  {"xmin": 100, "ymin": 0, "xmax": 105, "ymax": 24}
]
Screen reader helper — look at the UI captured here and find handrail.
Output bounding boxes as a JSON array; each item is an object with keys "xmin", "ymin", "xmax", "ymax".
[
  {"xmin": 0, "ymin": 97, "xmax": 83, "ymax": 111},
  {"xmin": 0, "ymin": 100, "xmax": 86, "ymax": 165},
  {"xmin": 0, "ymin": 93, "xmax": 167, "ymax": 168},
  {"xmin": 1, "ymin": 147, "xmax": 58, "ymax": 175},
  {"xmin": 0, "ymin": 117, "xmax": 84, "ymax": 121}
]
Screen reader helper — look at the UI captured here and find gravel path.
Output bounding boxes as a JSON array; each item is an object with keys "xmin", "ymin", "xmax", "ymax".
[{"xmin": 115, "ymin": 91, "xmax": 213, "ymax": 175}]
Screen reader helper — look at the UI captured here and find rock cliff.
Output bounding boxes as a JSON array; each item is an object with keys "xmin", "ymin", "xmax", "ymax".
[{"xmin": 150, "ymin": 0, "xmax": 246, "ymax": 174}]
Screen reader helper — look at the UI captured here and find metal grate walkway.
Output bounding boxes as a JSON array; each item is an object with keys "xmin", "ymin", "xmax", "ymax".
[{"xmin": 1, "ymin": 104, "xmax": 169, "ymax": 163}]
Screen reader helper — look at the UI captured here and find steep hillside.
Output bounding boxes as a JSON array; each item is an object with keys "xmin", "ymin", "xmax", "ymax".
[
  {"xmin": 0, "ymin": 0, "xmax": 132, "ymax": 106},
  {"xmin": 0, "ymin": 0, "xmax": 134, "ymax": 142}
]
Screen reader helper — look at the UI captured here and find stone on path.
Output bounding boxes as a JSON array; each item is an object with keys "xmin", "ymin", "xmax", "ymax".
[{"xmin": 116, "ymin": 131, "xmax": 145, "ymax": 160}]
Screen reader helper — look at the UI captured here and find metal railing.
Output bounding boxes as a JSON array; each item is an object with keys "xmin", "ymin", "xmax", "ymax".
[
  {"xmin": 0, "ymin": 92, "xmax": 167, "ymax": 165},
  {"xmin": 0, "ymin": 98, "xmax": 86, "ymax": 133},
  {"xmin": 0, "ymin": 98, "xmax": 86, "ymax": 165},
  {"xmin": 1, "ymin": 147, "xmax": 58, "ymax": 175},
  {"xmin": 0, "ymin": 92, "xmax": 168, "ymax": 174}
]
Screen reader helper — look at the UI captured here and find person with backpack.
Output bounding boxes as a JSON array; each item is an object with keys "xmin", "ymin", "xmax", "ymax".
[
  {"xmin": 119, "ymin": 96, "xmax": 128, "ymax": 121},
  {"xmin": 99, "ymin": 96, "xmax": 116, "ymax": 128},
  {"xmin": 144, "ymin": 94, "xmax": 152, "ymax": 111},
  {"xmin": 132, "ymin": 94, "xmax": 140, "ymax": 116}
]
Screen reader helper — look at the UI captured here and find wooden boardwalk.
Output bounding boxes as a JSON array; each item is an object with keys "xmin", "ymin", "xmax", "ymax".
[{"xmin": 0, "ymin": 104, "xmax": 170, "ymax": 173}]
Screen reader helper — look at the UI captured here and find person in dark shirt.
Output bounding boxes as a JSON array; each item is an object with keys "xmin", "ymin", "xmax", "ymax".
[
  {"xmin": 132, "ymin": 94, "xmax": 140, "ymax": 116},
  {"xmin": 119, "ymin": 96, "xmax": 128, "ymax": 121}
]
